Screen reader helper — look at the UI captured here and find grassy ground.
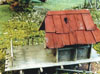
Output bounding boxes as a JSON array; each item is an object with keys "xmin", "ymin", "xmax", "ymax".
[
  {"xmin": 34, "ymin": 0, "xmax": 86, "ymax": 10},
  {"xmin": 0, "ymin": 5, "xmax": 15, "ymax": 35},
  {"xmin": 0, "ymin": 5, "xmax": 13, "ymax": 22}
]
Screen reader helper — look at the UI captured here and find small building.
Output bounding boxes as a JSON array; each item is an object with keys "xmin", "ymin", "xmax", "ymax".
[
  {"xmin": 5, "ymin": 9, "xmax": 100, "ymax": 74},
  {"xmin": 40, "ymin": 9, "xmax": 100, "ymax": 62}
]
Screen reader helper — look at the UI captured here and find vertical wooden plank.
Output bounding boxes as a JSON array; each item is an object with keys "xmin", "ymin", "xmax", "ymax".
[
  {"xmin": 69, "ymin": 32, "xmax": 77, "ymax": 45},
  {"xmin": 61, "ymin": 15, "xmax": 70, "ymax": 33},
  {"xmin": 92, "ymin": 28, "xmax": 100, "ymax": 42},
  {"xmin": 74, "ymin": 48, "xmax": 77, "ymax": 61},
  {"xmin": 74, "ymin": 14, "xmax": 85, "ymax": 30},
  {"xmin": 82, "ymin": 14, "xmax": 95, "ymax": 30},
  {"xmin": 53, "ymin": 15, "xmax": 64, "ymax": 33},
  {"xmin": 40, "ymin": 67, "xmax": 43, "ymax": 72},
  {"xmin": 76, "ymin": 31, "xmax": 86, "ymax": 44},
  {"xmin": 67, "ymin": 15, "xmax": 77, "ymax": 32},
  {"xmin": 56, "ymin": 48, "xmax": 58, "ymax": 63},
  {"xmin": 87, "ymin": 45, "xmax": 92, "ymax": 58},
  {"xmin": 61, "ymin": 34, "xmax": 70, "ymax": 45},
  {"xmin": 88, "ymin": 63, "xmax": 91, "ymax": 71},
  {"xmin": 46, "ymin": 33, "xmax": 55, "ymax": 48},
  {"xmin": 45, "ymin": 16, "xmax": 55, "ymax": 32},
  {"xmin": 52, "ymin": 33, "xmax": 63, "ymax": 48},
  {"xmin": 84, "ymin": 31, "xmax": 95, "ymax": 44}
]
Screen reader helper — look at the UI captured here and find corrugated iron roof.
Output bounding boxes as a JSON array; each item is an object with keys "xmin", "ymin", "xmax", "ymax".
[{"xmin": 40, "ymin": 9, "xmax": 100, "ymax": 48}]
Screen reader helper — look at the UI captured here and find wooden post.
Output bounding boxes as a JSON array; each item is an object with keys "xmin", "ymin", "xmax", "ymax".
[
  {"xmin": 11, "ymin": 39, "xmax": 13, "ymax": 58},
  {"xmin": 0, "ymin": 72, "xmax": 2, "ymax": 74},
  {"xmin": 74, "ymin": 48, "xmax": 77, "ymax": 61},
  {"xmin": 32, "ymin": 37, "xmax": 34, "ymax": 45},
  {"xmin": 56, "ymin": 48, "xmax": 58, "ymax": 62},
  {"xmin": 88, "ymin": 63, "xmax": 91, "ymax": 71},
  {"xmin": 27, "ymin": 38, "xmax": 29, "ymax": 45},
  {"xmin": 88, "ymin": 44, "xmax": 92, "ymax": 58},
  {"xmin": 61, "ymin": 65, "xmax": 64, "ymax": 69},
  {"xmin": 40, "ymin": 67, "xmax": 43, "ymax": 72},
  {"xmin": 20, "ymin": 70, "xmax": 24, "ymax": 74},
  {"xmin": 11, "ymin": 39, "xmax": 13, "ymax": 66}
]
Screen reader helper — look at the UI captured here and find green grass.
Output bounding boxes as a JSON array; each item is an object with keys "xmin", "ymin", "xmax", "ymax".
[
  {"xmin": 34, "ymin": 0, "xmax": 86, "ymax": 10},
  {"xmin": 0, "ymin": 5, "xmax": 15, "ymax": 35},
  {"xmin": 0, "ymin": 5, "xmax": 13, "ymax": 22}
]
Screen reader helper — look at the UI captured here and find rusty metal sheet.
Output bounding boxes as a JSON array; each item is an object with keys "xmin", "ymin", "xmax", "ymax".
[
  {"xmin": 53, "ymin": 15, "xmax": 64, "ymax": 33},
  {"xmin": 61, "ymin": 15, "xmax": 70, "ymax": 33},
  {"xmin": 69, "ymin": 32, "xmax": 77, "ymax": 45},
  {"xmin": 76, "ymin": 31, "xmax": 86, "ymax": 44},
  {"xmin": 82, "ymin": 14, "xmax": 95, "ymax": 30},
  {"xmin": 45, "ymin": 16, "xmax": 55, "ymax": 32},
  {"xmin": 61, "ymin": 34, "xmax": 70, "ymax": 45},
  {"xmin": 67, "ymin": 15, "xmax": 77, "ymax": 32},
  {"xmin": 47, "ymin": 9, "xmax": 90, "ymax": 15},
  {"xmin": 52, "ymin": 33, "xmax": 64, "ymax": 48},
  {"xmin": 92, "ymin": 28, "xmax": 100, "ymax": 42},
  {"xmin": 74, "ymin": 14, "xmax": 85, "ymax": 30},
  {"xmin": 46, "ymin": 33, "xmax": 55, "ymax": 48},
  {"xmin": 84, "ymin": 31, "xmax": 95, "ymax": 44}
]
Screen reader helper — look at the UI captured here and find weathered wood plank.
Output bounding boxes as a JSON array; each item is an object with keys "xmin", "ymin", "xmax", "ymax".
[
  {"xmin": 45, "ymin": 16, "xmax": 55, "ymax": 32},
  {"xmin": 76, "ymin": 31, "xmax": 86, "ymax": 44},
  {"xmin": 67, "ymin": 15, "xmax": 77, "ymax": 31},
  {"xmin": 53, "ymin": 15, "xmax": 64, "ymax": 33},
  {"xmin": 82, "ymin": 14, "xmax": 95, "ymax": 30},
  {"xmin": 74, "ymin": 14, "xmax": 85, "ymax": 30},
  {"xmin": 61, "ymin": 15, "xmax": 70, "ymax": 33}
]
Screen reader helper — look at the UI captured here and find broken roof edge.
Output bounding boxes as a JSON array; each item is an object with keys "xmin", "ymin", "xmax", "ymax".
[{"xmin": 46, "ymin": 9, "xmax": 90, "ymax": 15}]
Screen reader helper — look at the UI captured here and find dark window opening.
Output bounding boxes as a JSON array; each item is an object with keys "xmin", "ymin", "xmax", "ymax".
[{"xmin": 64, "ymin": 17, "xmax": 68, "ymax": 24}]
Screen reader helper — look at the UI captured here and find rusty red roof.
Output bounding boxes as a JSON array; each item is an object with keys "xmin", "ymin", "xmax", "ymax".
[{"xmin": 40, "ymin": 9, "xmax": 100, "ymax": 48}]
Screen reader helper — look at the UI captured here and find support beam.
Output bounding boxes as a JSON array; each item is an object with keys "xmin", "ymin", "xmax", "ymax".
[
  {"xmin": 20, "ymin": 70, "xmax": 24, "ymax": 74},
  {"xmin": 56, "ymin": 68, "xmax": 93, "ymax": 73},
  {"xmin": 56, "ymin": 49, "xmax": 58, "ymax": 62},
  {"xmin": 10, "ymin": 39, "xmax": 13, "ymax": 66},
  {"xmin": 40, "ymin": 67, "xmax": 43, "ymax": 72},
  {"xmin": 11, "ymin": 39, "xmax": 13, "ymax": 58},
  {"xmin": 60, "ymin": 65, "xmax": 64, "ymax": 69},
  {"xmin": 74, "ymin": 48, "xmax": 77, "ymax": 61}
]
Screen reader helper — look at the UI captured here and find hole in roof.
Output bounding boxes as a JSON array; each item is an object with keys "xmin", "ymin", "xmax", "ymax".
[{"xmin": 64, "ymin": 17, "xmax": 68, "ymax": 24}]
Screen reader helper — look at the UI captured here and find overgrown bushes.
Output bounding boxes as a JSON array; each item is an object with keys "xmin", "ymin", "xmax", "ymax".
[
  {"xmin": 0, "ymin": 7, "xmax": 48, "ymax": 73},
  {"xmin": 90, "ymin": 10, "xmax": 100, "ymax": 54}
]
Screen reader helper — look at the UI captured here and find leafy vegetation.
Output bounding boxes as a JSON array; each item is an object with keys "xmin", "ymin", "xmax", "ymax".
[
  {"xmin": 90, "ymin": 10, "xmax": 100, "ymax": 54},
  {"xmin": 1, "ymin": 7, "xmax": 47, "ymax": 47},
  {"xmin": 0, "ymin": 6, "xmax": 47, "ymax": 73}
]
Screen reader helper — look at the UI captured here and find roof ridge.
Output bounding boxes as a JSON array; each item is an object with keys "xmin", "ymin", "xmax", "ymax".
[{"xmin": 47, "ymin": 9, "xmax": 90, "ymax": 15}]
